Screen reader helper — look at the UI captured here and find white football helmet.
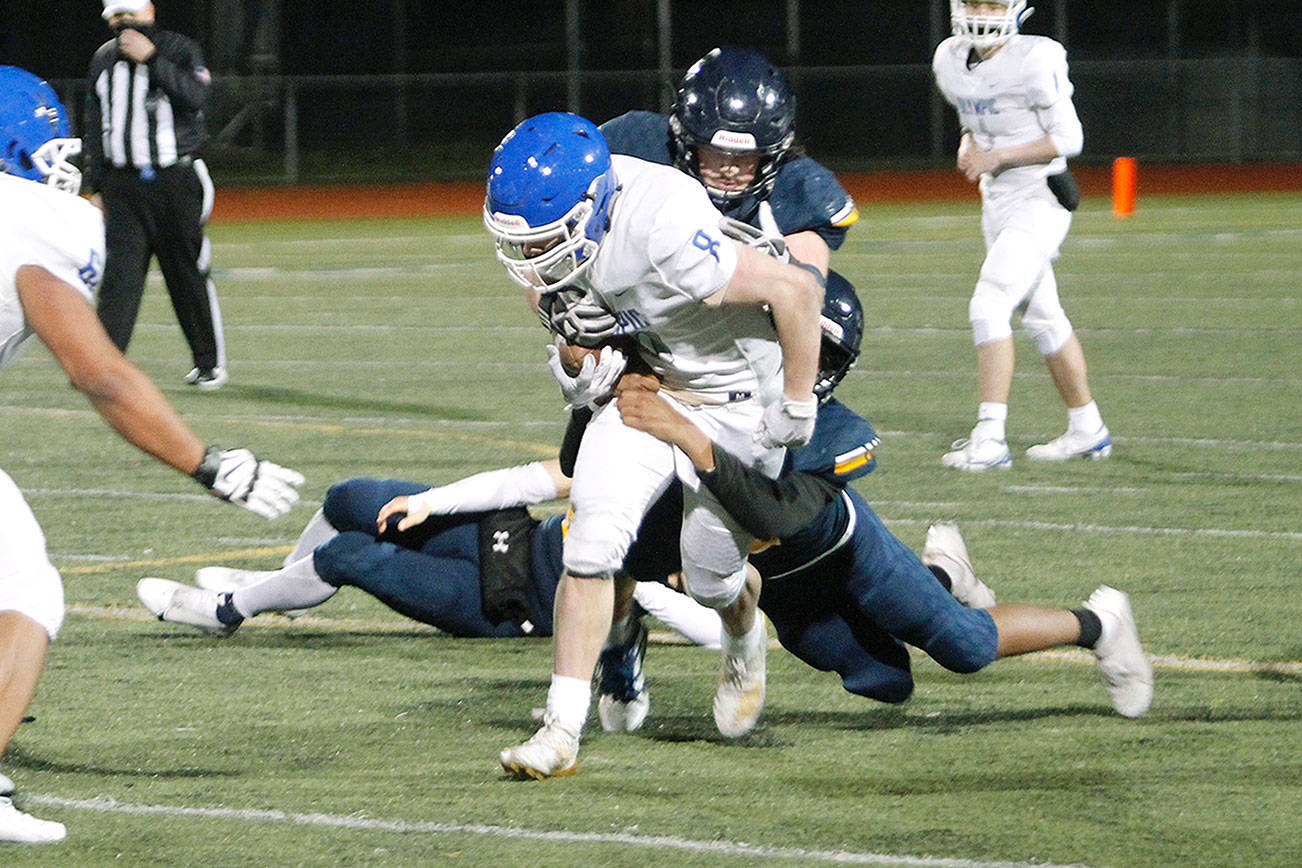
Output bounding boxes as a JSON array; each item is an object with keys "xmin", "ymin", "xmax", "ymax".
[{"xmin": 950, "ymin": 1, "xmax": 1034, "ymax": 49}]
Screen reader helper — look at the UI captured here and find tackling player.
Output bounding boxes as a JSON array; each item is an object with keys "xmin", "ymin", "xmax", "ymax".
[
  {"xmin": 934, "ymin": 1, "xmax": 1112, "ymax": 470},
  {"xmin": 0, "ymin": 66, "xmax": 304, "ymax": 843},
  {"xmin": 600, "ymin": 45, "xmax": 857, "ymax": 279}
]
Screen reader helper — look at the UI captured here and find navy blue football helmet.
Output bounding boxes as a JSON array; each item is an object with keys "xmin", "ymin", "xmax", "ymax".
[
  {"xmin": 484, "ymin": 112, "xmax": 619, "ymax": 293},
  {"xmin": 0, "ymin": 66, "xmax": 82, "ymax": 193},
  {"xmin": 815, "ymin": 270, "xmax": 864, "ymax": 402},
  {"xmin": 670, "ymin": 47, "xmax": 796, "ymax": 206}
]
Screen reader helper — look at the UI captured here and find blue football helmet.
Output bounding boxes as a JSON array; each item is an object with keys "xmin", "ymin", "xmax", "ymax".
[
  {"xmin": 484, "ymin": 112, "xmax": 620, "ymax": 293},
  {"xmin": 670, "ymin": 47, "xmax": 796, "ymax": 206},
  {"xmin": 950, "ymin": 1, "xmax": 1034, "ymax": 49},
  {"xmin": 815, "ymin": 270, "xmax": 864, "ymax": 402},
  {"xmin": 0, "ymin": 66, "xmax": 82, "ymax": 194}
]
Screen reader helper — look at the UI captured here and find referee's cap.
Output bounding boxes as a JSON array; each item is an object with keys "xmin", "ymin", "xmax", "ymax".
[{"xmin": 102, "ymin": 0, "xmax": 151, "ymax": 19}]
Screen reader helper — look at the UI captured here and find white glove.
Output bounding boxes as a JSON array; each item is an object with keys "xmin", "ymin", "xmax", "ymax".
[
  {"xmin": 755, "ymin": 397, "xmax": 818, "ymax": 448},
  {"xmin": 546, "ymin": 340, "xmax": 627, "ymax": 409},
  {"xmin": 538, "ymin": 287, "xmax": 619, "ymax": 347},
  {"xmin": 193, "ymin": 446, "xmax": 305, "ymax": 519}
]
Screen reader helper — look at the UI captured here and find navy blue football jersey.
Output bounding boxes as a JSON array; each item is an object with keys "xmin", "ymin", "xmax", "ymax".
[{"xmin": 599, "ymin": 110, "xmax": 858, "ymax": 250}]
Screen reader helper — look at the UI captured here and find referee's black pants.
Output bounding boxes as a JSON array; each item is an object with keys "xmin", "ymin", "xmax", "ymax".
[{"xmin": 97, "ymin": 158, "xmax": 225, "ymax": 372}]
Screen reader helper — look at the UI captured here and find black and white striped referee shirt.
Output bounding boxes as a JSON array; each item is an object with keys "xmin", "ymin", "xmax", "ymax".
[{"xmin": 82, "ymin": 28, "xmax": 211, "ymax": 194}]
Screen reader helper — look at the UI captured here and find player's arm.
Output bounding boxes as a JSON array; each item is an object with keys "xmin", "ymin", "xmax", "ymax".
[
  {"xmin": 17, "ymin": 265, "xmax": 302, "ymax": 518},
  {"xmin": 784, "ymin": 232, "xmax": 831, "ymax": 277},
  {"xmin": 18, "ymin": 265, "xmax": 205, "ymax": 473},
  {"xmin": 705, "ymin": 243, "xmax": 821, "ymax": 404},
  {"xmin": 146, "ymin": 38, "xmax": 211, "ymax": 113},
  {"xmin": 377, "ymin": 458, "xmax": 571, "ymax": 533},
  {"xmin": 616, "ymin": 389, "xmax": 837, "ymax": 539}
]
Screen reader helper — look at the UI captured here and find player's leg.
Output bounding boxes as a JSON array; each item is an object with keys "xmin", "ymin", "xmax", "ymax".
[
  {"xmin": 674, "ymin": 398, "xmax": 781, "ymax": 738},
  {"xmin": 501, "ymin": 403, "xmax": 675, "ymax": 778},
  {"xmin": 595, "ymin": 573, "xmax": 650, "ymax": 732},
  {"xmin": 0, "ymin": 472, "xmax": 66, "ymax": 843},
  {"xmin": 762, "ymin": 573, "xmax": 915, "ymax": 703},
  {"xmin": 1023, "ymin": 266, "xmax": 1112, "ymax": 461},
  {"xmin": 96, "ymin": 172, "xmax": 153, "ymax": 353},
  {"xmin": 154, "ymin": 160, "xmax": 225, "ymax": 385}
]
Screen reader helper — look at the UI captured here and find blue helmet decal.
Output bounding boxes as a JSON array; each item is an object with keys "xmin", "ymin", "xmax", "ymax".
[
  {"xmin": 484, "ymin": 113, "xmax": 619, "ymax": 292},
  {"xmin": 0, "ymin": 66, "xmax": 82, "ymax": 192}
]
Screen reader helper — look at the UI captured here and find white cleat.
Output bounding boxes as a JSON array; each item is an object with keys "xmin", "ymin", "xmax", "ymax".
[
  {"xmin": 499, "ymin": 714, "xmax": 580, "ymax": 780},
  {"xmin": 0, "ymin": 795, "xmax": 66, "ymax": 844},
  {"xmin": 1026, "ymin": 426, "xmax": 1112, "ymax": 462},
  {"xmin": 1084, "ymin": 585, "xmax": 1153, "ymax": 718},
  {"xmin": 598, "ymin": 691, "xmax": 650, "ymax": 734},
  {"xmin": 942, "ymin": 437, "xmax": 1012, "ymax": 471},
  {"xmin": 136, "ymin": 578, "xmax": 238, "ymax": 638},
  {"xmin": 713, "ymin": 617, "xmax": 767, "ymax": 738},
  {"xmin": 921, "ymin": 521, "xmax": 997, "ymax": 609},
  {"xmin": 195, "ymin": 566, "xmax": 277, "ymax": 592}
]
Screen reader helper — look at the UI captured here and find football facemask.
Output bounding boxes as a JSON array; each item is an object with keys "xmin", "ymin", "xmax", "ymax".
[{"xmin": 950, "ymin": 1, "xmax": 1034, "ymax": 49}]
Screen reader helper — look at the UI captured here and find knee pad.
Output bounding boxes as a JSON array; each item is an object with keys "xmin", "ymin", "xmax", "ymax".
[
  {"xmin": 682, "ymin": 564, "xmax": 746, "ymax": 610},
  {"xmin": 321, "ymin": 478, "xmax": 375, "ymax": 531},
  {"xmin": 562, "ymin": 526, "xmax": 633, "ymax": 577},
  {"xmin": 969, "ymin": 280, "xmax": 1016, "ymax": 346},
  {"xmin": 312, "ymin": 531, "xmax": 377, "ymax": 588},
  {"xmin": 842, "ymin": 668, "xmax": 914, "ymax": 703},
  {"xmin": 0, "ymin": 563, "xmax": 65, "ymax": 641},
  {"xmin": 1023, "ymin": 307, "xmax": 1073, "ymax": 355}
]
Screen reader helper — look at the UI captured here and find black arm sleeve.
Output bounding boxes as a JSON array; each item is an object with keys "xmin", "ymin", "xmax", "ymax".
[
  {"xmin": 148, "ymin": 34, "xmax": 210, "ymax": 114},
  {"xmin": 559, "ymin": 406, "xmax": 593, "ymax": 478},
  {"xmin": 699, "ymin": 447, "xmax": 840, "ymax": 540}
]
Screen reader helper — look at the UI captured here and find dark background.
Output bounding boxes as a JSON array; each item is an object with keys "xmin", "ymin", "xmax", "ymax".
[{"xmin": 3, "ymin": 1, "xmax": 1299, "ymax": 182}]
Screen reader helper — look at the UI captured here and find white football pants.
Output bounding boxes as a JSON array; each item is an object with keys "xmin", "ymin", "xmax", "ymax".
[
  {"xmin": 970, "ymin": 189, "xmax": 1075, "ymax": 355},
  {"xmin": 564, "ymin": 392, "xmax": 785, "ymax": 609},
  {"xmin": 0, "ymin": 469, "xmax": 64, "ymax": 640}
]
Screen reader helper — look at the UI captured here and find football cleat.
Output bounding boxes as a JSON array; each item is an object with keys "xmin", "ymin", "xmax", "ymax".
[
  {"xmin": 136, "ymin": 578, "xmax": 239, "ymax": 638},
  {"xmin": 499, "ymin": 714, "xmax": 580, "ymax": 780},
  {"xmin": 1084, "ymin": 585, "xmax": 1153, "ymax": 718},
  {"xmin": 184, "ymin": 366, "xmax": 228, "ymax": 391},
  {"xmin": 195, "ymin": 566, "xmax": 276, "ymax": 592},
  {"xmin": 596, "ymin": 617, "xmax": 650, "ymax": 732},
  {"xmin": 1026, "ymin": 426, "xmax": 1112, "ymax": 462},
  {"xmin": 713, "ymin": 616, "xmax": 767, "ymax": 738},
  {"xmin": 0, "ymin": 795, "xmax": 66, "ymax": 844},
  {"xmin": 921, "ymin": 521, "xmax": 996, "ymax": 609},
  {"xmin": 942, "ymin": 436, "xmax": 1012, "ymax": 471}
]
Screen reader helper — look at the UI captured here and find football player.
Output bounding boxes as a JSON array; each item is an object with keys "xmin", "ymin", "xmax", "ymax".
[
  {"xmin": 600, "ymin": 45, "xmax": 858, "ymax": 279},
  {"xmin": 0, "ymin": 66, "xmax": 303, "ymax": 843},
  {"xmin": 933, "ymin": 1, "xmax": 1112, "ymax": 469},
  {"xmin": 482, "ymin": 112, "xmax": 824, "ymax": 778}
]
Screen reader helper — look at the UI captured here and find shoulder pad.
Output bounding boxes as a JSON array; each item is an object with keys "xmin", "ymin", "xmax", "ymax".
[
  {"xmin": 768, "ymin": 158, "xmax": 857, "ymax": 245},
  {"xmin": 789, "ymin": 399, "xmax": 879, "ymax": 482},
  {"xmin": 599, "ymin": 111, "xmax": 674, "ymax": 165}
]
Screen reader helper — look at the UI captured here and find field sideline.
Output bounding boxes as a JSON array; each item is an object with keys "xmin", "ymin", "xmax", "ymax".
[{"xmin": 0, "ymin": 192, "xmax": 1298, "ymax": 866}]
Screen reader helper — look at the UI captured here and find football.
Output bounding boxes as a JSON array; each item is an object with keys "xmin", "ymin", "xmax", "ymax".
[{"xmin": 557, "ymin": 335, "xmax": 638, "ymax": 376}]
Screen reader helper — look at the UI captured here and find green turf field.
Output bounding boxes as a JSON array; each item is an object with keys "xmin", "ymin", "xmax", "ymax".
[{"xmin": 1, "ymin": 193, "xmax": 1298, "ymax": 867}]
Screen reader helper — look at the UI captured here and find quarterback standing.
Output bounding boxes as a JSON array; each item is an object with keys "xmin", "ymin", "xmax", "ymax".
[
  {"xmin": 0, "ymin": 66, "xmax": 303, "ymax": 843},
  {"xmin": 934, "ymin": 1, "xmax": 1112, "ymax": 470},
  {"xmin": 483, "ymin": 112, "xmax": 823, "ymax": 778}
]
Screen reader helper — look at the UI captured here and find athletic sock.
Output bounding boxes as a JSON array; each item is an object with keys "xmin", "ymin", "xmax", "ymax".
[
  {"xmin": 215, "ymin": 593, "xmax": 245, "ymax": 627},
  {"xmin": 1068, "ymin": 401, "xmax": 1104, "ymax": 435},
  {"xmin": 231, "ymin": 554, "xmax": 338, "ymax": 618},
  {"xmin": 545, "ymin": 674, "xmax": 591, "ymax": 735},
  {"xmin": 927, "ymin": 564, "xmax": 953, "ymax": 592},
  {"xmin": 285, "ymin": 509, "xmax": 338, "ymax": 565},
  {"xmin": 1071, "ymin": 607, "xmax": 1103, "ymax": 649},
  {"xmin": 975, "ymin": 402, "xmax": 1008, "ymax": 442}
]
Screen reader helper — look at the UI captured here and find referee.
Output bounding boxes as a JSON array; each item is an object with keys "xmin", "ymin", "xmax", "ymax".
[{"xmin": 84, "ymin": 0, "xmax": 227, "ymax": 390}]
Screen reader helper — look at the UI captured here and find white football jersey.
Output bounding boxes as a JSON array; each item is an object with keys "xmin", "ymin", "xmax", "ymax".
[
  {"xmin": 0, "ymin": 173, "xmax": 105, "ymax": 369},
  {"xmin": 933, "ymin": 34, "xmax": 1081, "ymax": 199},
  {"xmin": 584, "ymin": 155, "xmax": 782, "ymax": 402}
]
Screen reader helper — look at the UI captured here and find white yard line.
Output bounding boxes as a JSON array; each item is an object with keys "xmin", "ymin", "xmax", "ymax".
[{"xmin": 25, "ymin": 794, "xmax": 1092, "ymax": 868}]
